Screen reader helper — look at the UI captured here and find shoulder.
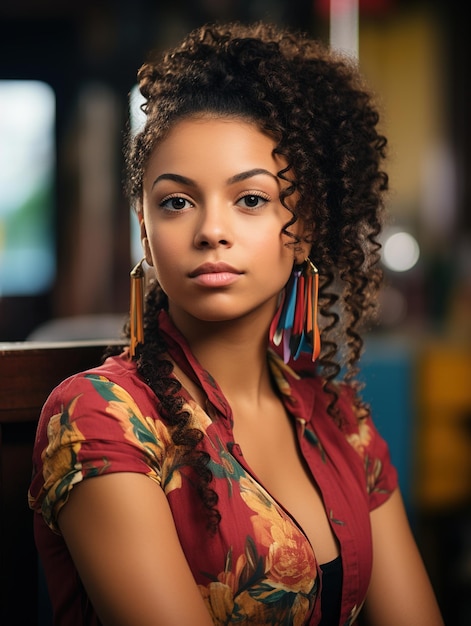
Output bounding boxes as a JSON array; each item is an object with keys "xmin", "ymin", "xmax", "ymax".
[
  {"xmin": 39, "ymin": 351, "xmax": 174, "ymax": 456},
  {"xmin": 284, "ymin": 364, "xmax": 398, "ymax": 506},
  {"xmin": 269, "ymin": 349, "xmax": 363, "ymax": 434},
  {"xmin": 30, "ymin": 353, "xmax": 170, "ymax": 531},
  {"xmin": 269, "ymin": 348, "xmax": 399, "ymax": 507},
  {"xmin": 42, "ymin": 352, "xmax": 156, "ymax": 418},
  {"xmin": 294, "ymin": 372, "xmax": 384, "ymax": 453},
  {"xmin": 325, "ymin": 380, "xmax": 399, "ymax": 508},
  {"xmin": 33, "ymin": 352, "xmax": 168, "ymax": 477}
]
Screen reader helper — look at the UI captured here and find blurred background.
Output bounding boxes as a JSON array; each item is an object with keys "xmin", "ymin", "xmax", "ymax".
[{"xmin": 0, "ymin": 0, "xmax": 470, "ymax": 622}]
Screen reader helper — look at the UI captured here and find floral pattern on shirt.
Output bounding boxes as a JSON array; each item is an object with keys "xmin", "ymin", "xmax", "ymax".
[
  {"xmin": 200, "ymin": 528, "xmax": 316, "ymax": 626},
  {"xmin": 29, "ymin": 312, "xmax": 398, "ymax": 625},
  {"xmin": 198, "ymin": 438, "xmax": 318, "ymax": 622},
  {"xmin": 38, "ymin": 395, "xmax": 88, "ymax": 524},
  {"xmin": 200, "ymin": 478, "xmax": 318, "ymax": 626},
  {"xmin": 343, "ymin": 400, "xmax": 388, "ymax": 497}
]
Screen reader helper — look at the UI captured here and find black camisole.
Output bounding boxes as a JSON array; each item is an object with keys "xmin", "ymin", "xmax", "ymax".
[{"xmin": 319, "ymin": 555, "xmax": 343, "ymax": 625}]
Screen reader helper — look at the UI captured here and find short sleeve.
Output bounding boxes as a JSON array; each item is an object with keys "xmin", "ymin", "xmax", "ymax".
[
  {"xmin": 337, "ymin": 383, "xmax": 399, "ymax": 511},
  {"xmin": 29, "ymin": 371, "xmax": 170, "ymax": 533}
]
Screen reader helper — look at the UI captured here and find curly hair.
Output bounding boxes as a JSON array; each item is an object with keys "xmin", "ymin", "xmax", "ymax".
[{"xmin": 110, "ymin": 21, "xmax": 389, "ymax": 532}]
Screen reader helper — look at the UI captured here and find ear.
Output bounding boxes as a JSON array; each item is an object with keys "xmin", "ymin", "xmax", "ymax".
[
  {"xmin": 294, "ymin": 244, "xmax": 312, "ymax": 266},
  {"xmin": 293, "ymin": 221, "xmax": 314, "ymax": 265},
  {"xmin": 137, "ymin": 208, "xmax": 154, "ymax": 267},
  {"xmin": 142, "ymin": 237, "xmax": 153, "ymax": 267}
]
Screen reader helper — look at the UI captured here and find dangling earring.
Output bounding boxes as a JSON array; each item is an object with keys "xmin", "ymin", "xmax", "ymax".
[
  {"xmin": 129, "ymin": 258, "xmax": 146, "ymax": 358},
  {"xmin": 269, "ymin": 258, "xmax": 320, "ymax": 363}
]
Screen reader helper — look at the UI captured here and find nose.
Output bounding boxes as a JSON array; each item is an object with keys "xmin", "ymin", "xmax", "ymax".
[{"xmin": 193, "ymin": 204, "xmax": 233, "ymax": 249}]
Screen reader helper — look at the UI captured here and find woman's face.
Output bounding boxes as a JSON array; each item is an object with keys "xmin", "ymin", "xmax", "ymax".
[{"xmin": 141, "ymin": 115, "xmax": 305, "ymax": 332}]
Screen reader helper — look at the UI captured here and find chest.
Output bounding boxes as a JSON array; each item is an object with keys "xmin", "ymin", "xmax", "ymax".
[
  {"xmin": 231, "ymin": 400, "xmax": 340, "ymax": 565},
  {"xmin": 161, "ymin": 393, "xmax": 374, "ymax": 625}
]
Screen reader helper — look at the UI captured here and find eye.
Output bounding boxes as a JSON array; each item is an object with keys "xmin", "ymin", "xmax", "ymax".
[
  {"xmin": 159, "ymin": 195, "xmax": 193, "ymax": 211},
  {"xmin": 236, "ymin": 193, "xmax": 270, "ymax": 209}
]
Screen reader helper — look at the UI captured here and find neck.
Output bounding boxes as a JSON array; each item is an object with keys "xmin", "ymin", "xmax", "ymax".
[{"xmin": 169, "ymin": 309, "xmax": 275, "ymax": 405}]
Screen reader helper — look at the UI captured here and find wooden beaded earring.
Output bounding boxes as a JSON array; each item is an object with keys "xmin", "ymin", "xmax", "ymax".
[{"xmin": 129, "ymin": 258, "xmax": 146, "ymax": 358}]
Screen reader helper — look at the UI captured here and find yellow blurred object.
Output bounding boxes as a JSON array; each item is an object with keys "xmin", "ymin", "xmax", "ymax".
[{"xmin": 416, "ymin": 341, "xmax": 471, "ymax": 509}]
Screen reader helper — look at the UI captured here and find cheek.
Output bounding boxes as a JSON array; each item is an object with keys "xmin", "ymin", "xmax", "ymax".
[
  {"xmin": 253, "ymin": 232, "xmax": 295, "ymax": 286},
  {"xmin": 154, "ymin": 240, "xmax": 191, "ymax": 295},
  {"xmin": 264, "ymin": 229, "xmax": 295, "ymax": 265}
]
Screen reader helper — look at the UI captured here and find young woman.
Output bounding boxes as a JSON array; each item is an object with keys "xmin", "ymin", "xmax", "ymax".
[{"xmin": 29, "ymin": 21, "xmax": 444, "ymax": 626}]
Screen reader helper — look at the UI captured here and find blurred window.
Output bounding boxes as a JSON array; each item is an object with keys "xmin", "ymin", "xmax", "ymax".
[{"xmin": 0, "ymin": 80, "xmax": 56, "ymax": 296}]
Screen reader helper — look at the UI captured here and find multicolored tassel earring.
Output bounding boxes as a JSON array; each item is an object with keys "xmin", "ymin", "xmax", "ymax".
[
  {"xmin": 269, "ymin": 259, "xmax": 320, "ymax": 363},
  {"xmin": 129, "ymin": 258, "xmax": 146, "ymax": 358}
]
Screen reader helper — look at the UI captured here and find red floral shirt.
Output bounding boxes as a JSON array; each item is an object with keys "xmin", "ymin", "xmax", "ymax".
[{"xmin": 29, "ymin": 311, "xmax": 397, "ymax": 626}]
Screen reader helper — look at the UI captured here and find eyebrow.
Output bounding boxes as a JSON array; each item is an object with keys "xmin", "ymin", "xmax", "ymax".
[
  {"xmin": 226, "ymin": 168, "xmax": 278, "ymax": 185},
  {"xmin": 152, "ymin": 173, "xmax": 193, "ymax": 188},
  {"xmin": 152, "ymin": 168, "xmax": 278, "ymax": 189}
]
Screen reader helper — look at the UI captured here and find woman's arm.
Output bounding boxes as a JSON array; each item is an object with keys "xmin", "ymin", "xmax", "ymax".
[
  {"xmin": 362, "ymin": 488, "xmax": 444, "ymax": 626},
  {"xmin": 58, "ymin": 472, "xmax": 214, "ymax": 626}
]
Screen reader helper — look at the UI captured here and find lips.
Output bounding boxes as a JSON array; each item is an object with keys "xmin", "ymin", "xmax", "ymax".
[
  {"xmin": 188, "ymin": 262, "xmax": 243, "ymax": 287},
  {"xmin": 189, "ymin": 262, "xmax": 241, "ymax": 277}
]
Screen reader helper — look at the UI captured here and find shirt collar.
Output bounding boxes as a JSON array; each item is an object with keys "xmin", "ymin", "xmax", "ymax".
[
  {"xmin": 157, "ymin": 309, "xmax": 317, "ymax": 422},
  {"xmin": 157, "ymin": 310, "xmax": 233, "ymax": 419}
]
